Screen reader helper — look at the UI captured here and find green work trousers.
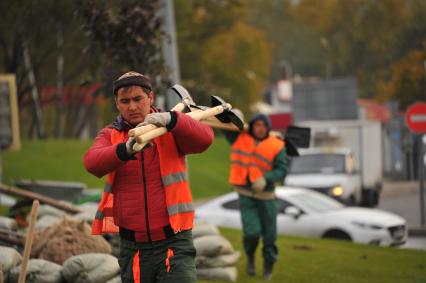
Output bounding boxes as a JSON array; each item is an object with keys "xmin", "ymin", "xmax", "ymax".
[
  {"xmin": 118, "ymin": 230, "xmax": 197, "ymax": 283},
  {"xmin": 239, "ymin": 194, "xmax": 278, "ymax": 265}
]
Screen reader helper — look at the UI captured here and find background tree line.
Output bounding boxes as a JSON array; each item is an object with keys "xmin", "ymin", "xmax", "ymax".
[{"xmin": 0, "ymin": 0, "xmax": 425, "ymax": 139}]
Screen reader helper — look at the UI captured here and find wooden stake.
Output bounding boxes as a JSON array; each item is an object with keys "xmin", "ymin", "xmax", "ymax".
[
  {"xmin": 0, "ymin": 184, "xmax": 81, "ymax": 214},
  {"xmin": 17, "ymin": 200, "xmax": 39, "ymax": 283}
]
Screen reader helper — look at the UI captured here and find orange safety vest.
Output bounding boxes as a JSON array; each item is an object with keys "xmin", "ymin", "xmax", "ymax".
[
  {"xmin": 92, "ymin": 129, "xmax": 194, "ymax": 235},
  {"xmin": 229, "ymin": 132, "xmax": 284, "ymax": 186}
]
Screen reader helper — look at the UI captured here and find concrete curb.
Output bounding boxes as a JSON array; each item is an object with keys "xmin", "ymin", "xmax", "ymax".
[{"xmin": 408, "ymin": 227, "xmax": 426, "ymax": 237}]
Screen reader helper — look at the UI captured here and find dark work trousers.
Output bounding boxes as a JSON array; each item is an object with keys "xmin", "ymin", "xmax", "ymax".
[
  {"xmin": 239, "ymin": 194, "xmax": 278, "ymax": 265},
  {"xmin": 118, "ymin": 230, "xmax": 197, "ymax": 283}
]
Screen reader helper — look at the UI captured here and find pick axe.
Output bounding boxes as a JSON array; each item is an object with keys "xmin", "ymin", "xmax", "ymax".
[
  {"xmin": 132, "ymin": 96, "xmax": 244, "ymax": 151},
  {"xmin": 128, "ymin": 85, "xmax": 194, "ymax": 137}
]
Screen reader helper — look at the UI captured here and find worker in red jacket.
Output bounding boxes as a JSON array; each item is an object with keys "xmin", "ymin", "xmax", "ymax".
[{"xmin": 83, "ymin": 71, "xmax": 214, "ymax": 283}]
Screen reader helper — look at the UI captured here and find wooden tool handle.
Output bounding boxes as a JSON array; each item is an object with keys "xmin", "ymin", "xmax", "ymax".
[
  {"xmin": 134, "ymin": 127, "xmax": 168, "ymax": 148},
  {"xmin": 187, "ymin": 104, "xmax": 231, "ymax": 121},
  {"xmin": 129, "ymin": 101, "xmax": 188, "ymax": 137},
  {"xmin": 18, "ymin": 200, "xmax": 39, "ymax": 283},
  {"xmin": 129, "ymin": 124, "xmax": 156, "ymax": 137},
  {"xmin": 136, "ymin": 104, "xmax": 231, "ymax": 145}
]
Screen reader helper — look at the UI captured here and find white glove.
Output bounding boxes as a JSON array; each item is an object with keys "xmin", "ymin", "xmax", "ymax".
[
  {"xmin": 144, "ymin": 112, "xmax": 171, "ymax": 128},
  {"xmin": 252, "ymin": 177, "xmax": 267, "ymax": 193},
  {"xmin": 125, "ymin": 136, "xmax": 137, "ymax": 155}
]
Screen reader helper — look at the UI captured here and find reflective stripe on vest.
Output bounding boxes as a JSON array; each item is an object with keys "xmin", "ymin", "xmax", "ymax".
[
  {"xmin": 92, "ymin": 128, "xmax": 194, "ymax": 235},
  {"xmin": 229, "ymin": 132, "xmax": 284, "ymax": 186}
]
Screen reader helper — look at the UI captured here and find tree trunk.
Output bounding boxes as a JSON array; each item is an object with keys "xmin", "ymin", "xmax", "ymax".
[
  {"xmin": 22, "ymin": 38, "xmax": 45, "ymax": 139},
  {"xmin": 55, "ymin": 27, "xmax": 64, "ymax": 139}
]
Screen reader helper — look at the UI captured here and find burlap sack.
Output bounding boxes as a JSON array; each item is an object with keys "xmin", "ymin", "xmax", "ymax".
[
  {"xmin": 196, "ymin": 251, "xmax": 240, "ymax": 268},
  {"xmin": 34, "ymin": 215, "xmax": 62, "ymax": 231},
  {"xmin": 192, "ymin": 222, "xmax": 220, "ymax": 238},
  {"xmin": 106, "ymin": 275, "xmax": 122, "ymax": 283},
  {"xmin": 74, "ymin": 203, "xmax": 98, "ymax": 224},
  {"xmin": 62, "ymin": 253, "xmax": 119, "ymax": 283},
  {"xmin": 32, "ymin": 218, "xmax": 111, "ymax": 264},
  {"xmin": 0, "ymin": 246, "xmax": 22, "ymax": 272},
  {"xmin": 8, "ymin": 259, "xmax": 62, "ymax": 283},
  {"xmin": 72, "ymin": 212, "xmax": 93, "ymax": 224},
  {"xmin": 197, "ymin": 266, "xmax": 237, "ymax": 282},
  {"xmin": 194, "ymin": 235, "xmax": 234, "ymax": 257},
  {"xmin": 37, "ymin": 205, "xmax": 66, "ymax": 219},
  {"xmin": 0, "ymin": 216, "xmax": 17, "ymax": 231}
]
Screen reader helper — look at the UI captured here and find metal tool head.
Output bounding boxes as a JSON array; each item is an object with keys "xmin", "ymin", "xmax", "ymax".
[
  {"xmin": 211, "ymin": 96, "xmax": 245, "ymax": 130},
  {"xmin": 168, "ymin": 84, "xmax": 195, "ymax": 112},
  {"xmin": 284, "ymin": 137, "xmax": 300, "ymax": 157}
]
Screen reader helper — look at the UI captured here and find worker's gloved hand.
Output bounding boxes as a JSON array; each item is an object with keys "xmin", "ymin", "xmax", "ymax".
[
  {"xmin": 125, "ymin": 136, "xmax": 137, "ymax": 155},
  {"xmin": 252, "ymin": 177, "xmax": 267, "ymax": 193},
  {"xmin": 144, "ymin": 112, "xmax": 171, "ymax": 128}
]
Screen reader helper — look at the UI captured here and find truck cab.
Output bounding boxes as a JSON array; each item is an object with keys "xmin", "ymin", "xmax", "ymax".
[{"xmin": 285, "ymin": 148, "xmax": 362, "ymax": 205}]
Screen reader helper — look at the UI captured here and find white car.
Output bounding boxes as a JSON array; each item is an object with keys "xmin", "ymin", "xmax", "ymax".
[{"xmin": 195, "ymin": 187, "xmax": 407, "ymax": 247}]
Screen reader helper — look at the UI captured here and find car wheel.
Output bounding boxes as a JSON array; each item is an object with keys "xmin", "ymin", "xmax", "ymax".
[{"xmin": 322, "ymin": 229, "xmax": 352, "ymax": 241}]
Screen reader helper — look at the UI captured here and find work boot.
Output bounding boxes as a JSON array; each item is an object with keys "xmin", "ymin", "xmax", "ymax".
[
  {"xmin": 263, "ymin": 262, "xmax": 274, "ymax": 281},
  {"xmin": 246, "ymin": 255, "xmax": 256, "ymax": 276}
]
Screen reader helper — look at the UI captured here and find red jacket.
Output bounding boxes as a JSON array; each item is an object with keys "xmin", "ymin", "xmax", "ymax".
[{"xmin": 84, "ymin": 111, "xmax": 214, "ymax": 240}]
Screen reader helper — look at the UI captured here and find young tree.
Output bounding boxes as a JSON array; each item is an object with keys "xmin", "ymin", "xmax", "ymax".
[{"xmin": 378, "ymin": 41, "xmax": 426, "ymax": 110}]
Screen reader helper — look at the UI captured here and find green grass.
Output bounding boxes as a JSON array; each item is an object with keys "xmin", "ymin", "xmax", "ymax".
[
  {"xmin": 187, "ymin": 135, "xmax": 232, "ymax": 198},
  {"xmin": 1, "ymin": 137, "xmax": 231, "ymax": 198},
  {"xmin": 200, "ymin": 227, "xmax": 426, "ymax": 283},
  {"xmin": 2, "ymin": 139, "xmax": 104, "ymax": 188},
  {"xmin": 2, "ymin": 139, "xmax": 426, "ymax": 282}
]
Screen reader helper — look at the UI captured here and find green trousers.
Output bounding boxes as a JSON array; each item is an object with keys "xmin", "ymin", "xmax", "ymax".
[
  {"xmin": 118, "ymin": 230, "xmax": 197, "ymax": 283},
  {"xmin": 239, "ymin": 195, "xmax": 278, "ymax": 265}
]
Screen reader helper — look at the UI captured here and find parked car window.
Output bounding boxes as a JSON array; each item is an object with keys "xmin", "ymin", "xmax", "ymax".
[
  {"xmin": 277, "ymin": 198, "xmax": 305, "ymax": 215},
  {"xmin": 222, "ymin": 199, "xmax": 239, "ymax": 210},
  {"xmin": 290, "ymin": 192, "xmax": 343, "ymax": 213},
  {"xmin": 277, "ymin": 198, "xmax": 294, "ymax": 214},
  {"xmin": 289, "ymin": 153, "xmax": 346, "ymax": 174}
]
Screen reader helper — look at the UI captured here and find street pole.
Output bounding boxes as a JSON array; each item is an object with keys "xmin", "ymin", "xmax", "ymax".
[
  {"xmin": 420, "ymin": 135, "xmax": 426, "ymax": 227},
  {"xmin": 421, "ymin": 60, "xmax": 426, "ymax": 226},
  {"xmin": 160, "ymin": 0, "xmax": 181, "ymax": 109}
]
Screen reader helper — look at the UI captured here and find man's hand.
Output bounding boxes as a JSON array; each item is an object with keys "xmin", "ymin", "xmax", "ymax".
[
  {"xmin": 144, "ymin": 112, "xmax": 171, "ymax": 128},
  {"xmin": 252, "ymin": 177, "xmax": 267, "ymax": 193},
  {"xmin": 125, "ymin": 136, "xmax": 137, "ymax": 155}
]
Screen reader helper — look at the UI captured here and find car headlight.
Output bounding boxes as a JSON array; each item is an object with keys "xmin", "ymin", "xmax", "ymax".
[
  {"xmin": 330, "ymin": 185, "xmax": 344, "ymax": 197},
  {"xmin": 351, "ymin": 221, "xmax": 384, "ymax": 230}
]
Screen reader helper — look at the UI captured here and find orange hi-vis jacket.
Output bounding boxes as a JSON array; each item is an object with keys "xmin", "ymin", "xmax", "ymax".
[
  {"xmin": 91, "ymin": 129, "xmax": 195, "ymax": 235},
  {"xmin": 229, "ymin": 132, "xmax": 284, "ymax": 186}
]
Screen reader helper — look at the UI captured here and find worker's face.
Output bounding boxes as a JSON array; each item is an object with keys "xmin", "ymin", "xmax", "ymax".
[
  {"xmin": 252, "ymin": 120, "xmax": 268, "ymax": 140},
  {"xmin": 115, "ymin": 86, "xmax": 153, "ymax": 126}
]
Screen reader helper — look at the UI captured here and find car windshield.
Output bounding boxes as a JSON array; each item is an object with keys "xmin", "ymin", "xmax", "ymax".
[
  {"xmin": 289, "ymin": 153, "xmax": 346, "ymax": 174},
  {"xmin": 289, "ymin": 192, "xmax": 344, "ymax": 213}
]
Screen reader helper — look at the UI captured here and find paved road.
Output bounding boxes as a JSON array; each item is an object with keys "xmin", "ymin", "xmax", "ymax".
[
  {"xmin": 379, "ymin": 182, "xmax": 426, "ymax": 251},
  {"xmin": 379, "ymin": 190, "xmax": 425, "ymax": 228}
]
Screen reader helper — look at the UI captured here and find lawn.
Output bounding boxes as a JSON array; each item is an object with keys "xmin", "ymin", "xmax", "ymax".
[
  {"xmin": 2, "ymin": 139, "xmax": 426, "ymax": 282},
  {"xmin": 1, "ymin": 136, "xmax": 232, "ymax": 198},
  {"xmin": 203, "ymin": 227, "xmax": 426, "ymax": 283}
]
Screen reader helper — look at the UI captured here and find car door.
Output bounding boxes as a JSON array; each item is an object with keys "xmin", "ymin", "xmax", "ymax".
[
  {"xmin": 215, "ymin": 198, "xmax": 243, "ymax": 229},
  {"xmin": 276, "ymin": 198, "xmax": 320, "ymax": 237}
]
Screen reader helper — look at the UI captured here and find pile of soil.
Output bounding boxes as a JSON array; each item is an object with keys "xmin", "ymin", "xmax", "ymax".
[{"xmin": 32, "ymin": 217, "xmax": 111, "ymax": 264}]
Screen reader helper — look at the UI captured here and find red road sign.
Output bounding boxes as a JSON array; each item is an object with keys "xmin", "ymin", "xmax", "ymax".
[{"xmin": 406, "ymin": 102, "xmax": 426, "ymax": 134}]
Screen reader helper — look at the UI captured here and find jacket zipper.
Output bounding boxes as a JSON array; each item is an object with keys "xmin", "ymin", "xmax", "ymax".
[{"xmin": 141, "ymin": 151, "xmax": 152, "ymax": 242}]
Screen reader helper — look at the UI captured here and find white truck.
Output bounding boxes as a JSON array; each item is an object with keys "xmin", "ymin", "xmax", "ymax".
[{"xmin": 285, "ymin": 120, "xmax": 383, "ymax": 207}]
